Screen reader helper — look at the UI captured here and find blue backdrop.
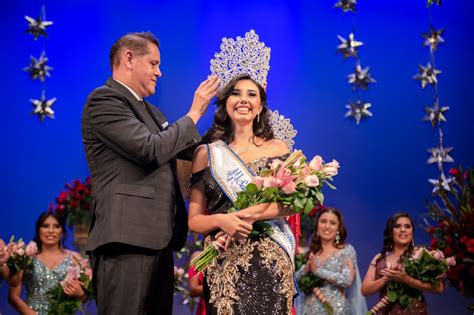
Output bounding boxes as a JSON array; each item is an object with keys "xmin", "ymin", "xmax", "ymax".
[{"xmin": 2, "ymin": 0, "xmax": 473, "ymax": 314}]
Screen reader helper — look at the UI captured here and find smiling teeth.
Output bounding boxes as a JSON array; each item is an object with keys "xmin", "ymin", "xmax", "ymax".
[{"xmin": 236, "ymin": 107, "xmax": 250, "ymax": 114}]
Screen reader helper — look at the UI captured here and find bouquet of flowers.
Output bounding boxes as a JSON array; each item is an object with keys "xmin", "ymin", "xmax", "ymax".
[
  {"xmin": 368, "ymin": 247, "xmax": 456, "ymax": 314},
  {"xmin": 191, "ymin": 150, "xmax": 339, "ymax": 271},
  {"xmin": 295, "ymin": 253, "xmax": 334, "ymax": 315},
  {"xmin": 5, "ymin": 236, "xmax": 37, "ymax": 273},
  {"xmin": 424, "ymin": 166, "xmax": 474, "ymax": 297},
  {"xmin": 48, "ymin": 257, "xmax": 92, "ymax": 315},
  {"xmin": 54, "ymin": 177, "xmax": 92, "ymax": 227}
]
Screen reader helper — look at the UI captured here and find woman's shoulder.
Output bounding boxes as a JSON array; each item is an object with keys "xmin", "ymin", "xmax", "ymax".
[
  {"xmin": 340, "ymin": 243, "xmax": 356, "ymax": 256},
  {"xmin": 263, "ymin": 138, "xmax": 289, "ymax": 153},
  {"xmin": 192, "ymin": 144, "xmax": 210, "ymax": 173}
]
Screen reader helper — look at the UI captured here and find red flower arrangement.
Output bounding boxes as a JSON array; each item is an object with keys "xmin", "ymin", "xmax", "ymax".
[
  {"xmin": 424, "ymin": 166, "xmax": 474, "ymax": 296},
  {"xmin": 53, "ymin": 177, "xmax": 92, "ymax": 227}
]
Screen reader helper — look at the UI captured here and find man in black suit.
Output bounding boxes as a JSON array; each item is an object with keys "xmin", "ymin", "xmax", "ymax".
[{"xmin": 82, "ymin": 32, "xmax": 219, "ymax": 314}]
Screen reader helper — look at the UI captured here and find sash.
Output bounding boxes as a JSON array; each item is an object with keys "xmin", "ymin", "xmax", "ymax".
[{"xmin": 208, "ymin": 140, "xmax": 297, "ymax": 267}]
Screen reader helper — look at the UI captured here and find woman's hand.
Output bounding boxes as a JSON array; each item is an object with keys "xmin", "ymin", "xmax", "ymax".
[
  {"xmin": 218, "ymin": 212, "xmax": 253, "ymax": 239},
  {"xmin": 305, "ymin": 252, "xmax": 318, "ymax": 273},
  {"xmin": 378, "ymin": 267, "xmax": 409, "ymax": 284},
  {"xmin": 62, "ymin": 279, "xmax": 85, "ymax": 298}
]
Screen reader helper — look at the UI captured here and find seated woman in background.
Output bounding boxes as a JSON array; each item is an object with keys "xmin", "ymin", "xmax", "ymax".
[
  {"xmin": 296, "ymin": 207, "xmax": 367, "ymax": 315},
  {"xmin": 361, "ymin": 212, "xmax": 444, "ymax": 315},
  {"xmin": 8, "ymin": 211, "xmax": 87, "ymax": 315}
]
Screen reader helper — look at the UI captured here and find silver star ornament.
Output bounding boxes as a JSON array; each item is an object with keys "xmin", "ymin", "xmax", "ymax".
[
  {"xmin": 24, "ymin": 51, "xmax": 53, "ymax": 82},
  {"xmin": 427, "ymin": 145, "xmax": 454, "ymax": 170},
  {"xmin": 337, "ymin": 33, "xmax": 363, "ymax": 59},
  {"xmin": 421, "ymin": 26, "xmax": 445, "ymax": 52},
  {"xmin": 423, "ymin": 102, "xmax": 449, "ymax": 127},
  {"xmin": 413, "ymin": 63, "xmax": 441, "ymax": 89},
  {"xmin": 345, "ymin": 100, "xmax": 372, "ymax": 125},
  {"xmin": 348, "ymin": 64, "xmax": 376, "ymax": 90},
  {"xmin": 334, "ymin": 0, "xmax": 357, "ymax": 13},
  {"xmin": 428, "ymin": 172, "xmax": 453, "ymax": 193},
  {"xmin": 25, "ymin": 15, "xmax": 53, "ymax": 40},
  {"xmin": 30, "ymin": 91, "xmax": 56, "ymax": 122}
]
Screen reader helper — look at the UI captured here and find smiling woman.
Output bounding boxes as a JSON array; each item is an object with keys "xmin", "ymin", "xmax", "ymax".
[{"xmin": 7, "ymin": 212, "xmax": 88, "ymax": 315}]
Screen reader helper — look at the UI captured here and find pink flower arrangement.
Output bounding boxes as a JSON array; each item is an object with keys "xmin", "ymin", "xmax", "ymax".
[
  {"xmin": 5, "ymin": 236, "xmax": 37, "ymax": 273},
  {"xmin": 49, "ymin": 256, "xmax": 93, "ymax": 314},
  {"xmin": 192, "ymin": 150, "xmax": 339, "ymax": 271}
]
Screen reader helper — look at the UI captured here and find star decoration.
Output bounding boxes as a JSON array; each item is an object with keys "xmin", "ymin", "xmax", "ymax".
[
  {"xmin": 427, "ymin": 145, "xmax": 454, "ymax": 170},
  {"xmin": 421, "ymin": 26, "xmax": 445, "ymax": 52},
  {"xmin": 23, "ymin": 51, "xmax": 53, "ymax": 82},
  {"xmin": 423, "ymin": 102, "xmax": 449, "ymax": 127},
  {"xmin": 428, "ymin": 172, "xmax": 453, "ymax": 193},
  {"xmin": 337, "ymin": 33, "xmax": 363, "ymax": 59},
  {"xmin": 426, "ymin": 0, "xmax": 441, "ymax": 7},
  {"xmin": 25, "ymin": 15, "xmax": 53, "ymax": 40},
  {"xmin": 348, "ymin": 64, "xmax": 376, "ymax": 90},
  {"xmin": 345, "ymin": 100, "xmax": 372, "ymax": 125},
  {"xmin": 413, "ymin": 63, "xmax": 441, "ymax": 89},
  {"xmin": 30, "ymin": 91, "xmax": 56, "ymax": 122},
  {"xmin": 334, "ymin": 0, "xmax": 357, "ymax": 13}
]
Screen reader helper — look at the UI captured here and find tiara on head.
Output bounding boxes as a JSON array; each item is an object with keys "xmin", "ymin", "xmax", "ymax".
[{"xmin": 210, "ymin": 30, "xmax": 271, "ymax": 89}]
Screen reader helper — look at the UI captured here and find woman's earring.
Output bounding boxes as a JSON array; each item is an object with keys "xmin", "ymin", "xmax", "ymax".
[
  {"xmin": 411, "ymin": 239, "xmax": 415, "ymax": 248},
  {"xmin": 335, "ymin": 232, "xmax": 340, "ymax": 245},
  {"xmin": 257, "ymin": 112, "xmax": 260, "ymax": 123}
]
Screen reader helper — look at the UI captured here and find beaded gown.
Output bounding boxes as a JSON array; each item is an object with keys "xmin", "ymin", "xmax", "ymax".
[
  {"xmin": 24, "ymin": 255, "xmax": 74, "ymax": 314},
  {"xmin": 296, "ymin": 244, "xmax": 358, "ymax": 315},
  {"xmin": 374, "ymin": 256, "xmax": 429, "ymax": 315},
  {"xmin": 190, "ymin": 155, "xmax": 295, "ymax": 315}
]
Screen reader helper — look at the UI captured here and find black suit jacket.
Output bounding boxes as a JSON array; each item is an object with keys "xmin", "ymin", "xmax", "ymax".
[{"xmin": 82, "ymin": 78, "xmax": 199, "ymax": 252}]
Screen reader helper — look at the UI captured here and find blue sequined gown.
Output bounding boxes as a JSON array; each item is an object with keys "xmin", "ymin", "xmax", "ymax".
[
  {"xmin": 296, "ymin": 244, "xmax": 357, "ymax": 315},
  {"xmin": 24, "ymin": 256, "xmax": 74, "ymax": 314}
]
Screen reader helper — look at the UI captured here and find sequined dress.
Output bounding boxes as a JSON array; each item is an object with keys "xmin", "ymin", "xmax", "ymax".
[
  {"xmin": 24, "ymin": 255, "xmax": 74, "ymax": 314},
  {"xmin": 296, "ymin": 244, "xmax": 357, "ymax": 315},
  {"xmin": 190, "ymin": 156, "xmax": 295, "ymax": 315},
  {"xmin": 374, "ymin": 256, "xmax": 429, "ymax": 315}
]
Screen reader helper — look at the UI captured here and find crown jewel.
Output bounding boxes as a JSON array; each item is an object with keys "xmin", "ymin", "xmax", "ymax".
[
  {"xmin": 268, "ymin": 110, "xmax": 297, "ymax": 151},
  {"xmin": 210, "ymin": 30, "xmax": 271, "ymax": 89}
]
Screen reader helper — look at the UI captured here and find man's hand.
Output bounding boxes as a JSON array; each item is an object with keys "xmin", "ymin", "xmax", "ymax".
[{"xmin": 187, "ymin": 76, "xmax": 220, "ymax": 124}]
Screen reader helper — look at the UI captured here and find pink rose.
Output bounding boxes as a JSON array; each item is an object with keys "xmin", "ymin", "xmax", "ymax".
[
  {"xmin": 17, "ymin": 248, "xmax": 25, "ymax": 256},
  {"xmin": 304, "ymin": 175, "xmax": 320, "ymax": 187},
  {"xmin": 64, "ymin": 266, "xmax": 81, "ymax": 282},
  {"xmin": 25, "ymin": 241, "xmax": 38, "ymax": 257},
  {"xmin": 85, "ymin": 267, "xmax": 93, "ymax": 279},
  {"xmin": 309, "ymin": 156, "xmax": 324, "ymax": 171},
  {"xmin": 263, "ymin": 176, "xmax": 280, "ymax": 189},
  {"xmin": 252, "ymin": 176, "xmax": 265, "ymax": 189},
  {"xmin": 446, "ymin": 256, "xmax": 456, "ymax": 267},
  {"xmin": 281, "ymin": 181, "xmax": 296, "ymax": 194},
  {"xmin": 323, "ymin": 160, "xmax": 340, "ymax": 177},
  {"xmin": 431, "ymin": 249, "xmax": 445, "ymax": 260},
  {"xmin": 300, "ymin": 166, "xmax": 312, "ymax": 177}
]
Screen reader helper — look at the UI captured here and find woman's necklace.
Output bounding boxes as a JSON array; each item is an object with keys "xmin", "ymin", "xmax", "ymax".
[{"xmin": 229, "ymin": 142, "xmax": 252, "ymax": 154}]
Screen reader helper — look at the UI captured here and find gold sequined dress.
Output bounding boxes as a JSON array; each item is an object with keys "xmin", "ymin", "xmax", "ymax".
[{"xmin": 190, "ymin": 156, "xmax": 295, "ymax": 315}]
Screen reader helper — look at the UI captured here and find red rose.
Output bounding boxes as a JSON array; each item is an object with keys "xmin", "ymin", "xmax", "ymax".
[
  {"xmin": 77, "ymin": 183, "xmax": 86, "ymax": 192},
  {"xmin": 86, "ymin": 177, "xmax": 92, "ymax": 185},
  {"xmin": 69, "ymin": 200, "xmax": 79, "ymax": 209},
  {"xmin": 55, "ymin": 204, "xmax": 65, "ymax": 213},
  {"xmin": 460, "ymin": 236, "xmax": 468, "ymax": 244},
  {"xmin": 438, "ymin": 221, "xmax": 446, "ymax": 229},
  {"xmin": 427, "ymin": 226, "xmax": 436, "ymax": 234},
  {"xmin": 73, "ymin": 179, "xmax": 81, "ymax": 186},
  {"xmin": 466, "ymin": 239, "xmax": 474, "ymax": 254},
  {"xmin": 457, "ymin": 251, "xmax": 466, "ymax": 260},
  {"xmin": 444, "ymin": 246, "xmax": 453, "ymax": 256},
  {"xmin": 449, "ymin": 168, "xmax": 460, "ymax": 177},
  {"xmin": 73, "ymin": 192, "xmax": 81, "ymax": 200},
  {"xmin": 431, "ymin": 238, "xmax": 438, "ymax": 249},
  {"xmin": 444, "ymin": 235, "xmax": 454, "ymax": 244}
]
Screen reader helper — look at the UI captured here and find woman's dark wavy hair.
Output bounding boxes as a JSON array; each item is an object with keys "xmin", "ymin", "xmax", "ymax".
[
  {"xmin": 33, "ymin": 211, "xmax": 67, "ymax": 253},
  {"xmin": 308, "ymin": 207, "xmax": 347, "ymax": 256},
  {"xmin": 376, "ymin": 212, "xmax": 415, "ymax": 265},
  {"xmin": 202, "ymin": 74, "xmax": 274, "ymax": 145}
]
